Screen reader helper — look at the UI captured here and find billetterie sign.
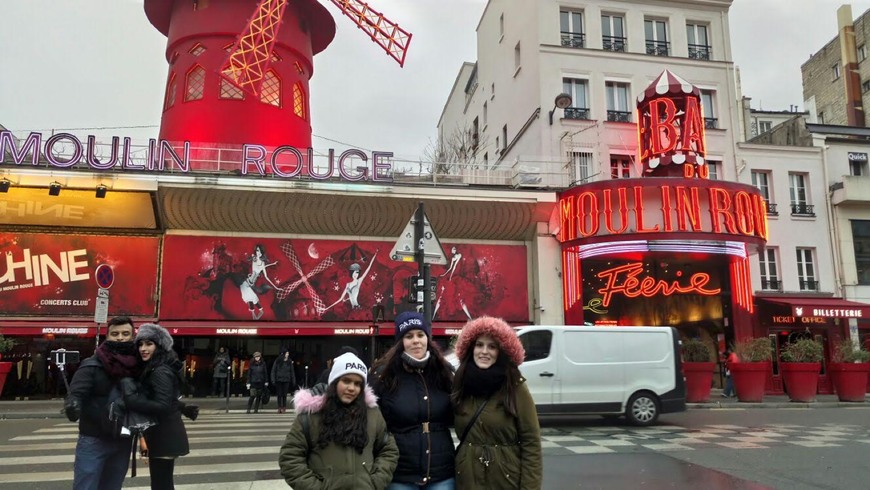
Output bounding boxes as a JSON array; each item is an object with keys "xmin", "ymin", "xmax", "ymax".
[{"xmin": 0, "ymin": 131, "xmax": 394, "ymax": 182}]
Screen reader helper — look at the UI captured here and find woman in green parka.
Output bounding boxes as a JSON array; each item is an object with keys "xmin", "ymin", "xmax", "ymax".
[
  {"xmin": 452, "ymin": 316, "xmax": 543, "ymax": 490},
  {"xmin": 279, "ymin": 352, "xmax": 399, "ymax": 489}
]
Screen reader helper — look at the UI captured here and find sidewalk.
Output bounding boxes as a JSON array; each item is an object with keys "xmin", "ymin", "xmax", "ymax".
[{"xmin": 2, "ymin": 390, "xmax": 868, "ymax": 419}]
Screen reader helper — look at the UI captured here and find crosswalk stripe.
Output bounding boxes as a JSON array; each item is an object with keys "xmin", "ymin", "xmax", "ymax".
[
  {"xmin": 0, "ymin": 446, "xmax": 279, "ymax": 466},
  {"xmin": 0, "ymin": 461, "xmax": 280, "ymax": 483}
]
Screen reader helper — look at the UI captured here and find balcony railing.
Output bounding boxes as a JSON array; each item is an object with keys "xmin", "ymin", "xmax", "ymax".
[
  {"xmin": 606, "ymin": 110, "xmax": 632, "ymax": 123},
  {"xmin": 564, "ymin": 107, "xmax": 590, "ymax": 120},
  {"xmin": 799, "ymin": 279, "xmax": 819, "ymax": 291},
  {"xmin": 602, "ymin": 35, "xmax": 627, "ymax": 52},
  {"xmin": 791, "ymin": 203, "xmax": 816, "ymax": 216},
  {"xmin": 688, "ymin": 44, "xmax": 711, "ymax": 60},
  {"xmin": 761, "ymin": 278, "xmax": 782, "ymax": 291},
  {"xmin": 561, "ymin": 32, "xmax": 585, "ymax": 49},
  {"xmin": 765, "ymin": 201, "xmax": 778, "ymax": 216},
  {"xmin": 704, "ymin": 117, "xmax": 718, "ymax": 129},
  {"xmin": 645, "ymin": 40, "xmax": 670, "ymax": 56}
]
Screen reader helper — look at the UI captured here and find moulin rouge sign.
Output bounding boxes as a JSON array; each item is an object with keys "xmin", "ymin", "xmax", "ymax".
[
  {"xmin": 558, "ymin": 70, "xmax": 769, "ymax": 247},
  {"xmin": 0, "ymin": 131, "xmax": 393, "ymax": 182}
]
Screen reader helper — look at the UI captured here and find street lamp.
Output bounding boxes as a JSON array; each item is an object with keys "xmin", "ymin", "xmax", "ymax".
[{"xmin": 549, "ymin": 93, "xmax": 573, "ymax": 125}]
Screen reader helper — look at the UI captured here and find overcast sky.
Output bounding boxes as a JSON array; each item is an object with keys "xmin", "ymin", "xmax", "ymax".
[{"xmin": 2, "ymin": 0, "xmax": 870, "ymax": 162}]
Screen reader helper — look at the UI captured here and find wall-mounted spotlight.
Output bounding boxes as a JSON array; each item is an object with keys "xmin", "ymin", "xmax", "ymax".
[
  {"xmin": 48, "ymin": 182, "xmax": 62, "ymax": 196},
  {"xmin": 0, "ymin": 179, "xmax": 10, "ymax": 193},
  {"xmin": 95, "ymin": 184, "xmax": 108, "ymax": 199}
]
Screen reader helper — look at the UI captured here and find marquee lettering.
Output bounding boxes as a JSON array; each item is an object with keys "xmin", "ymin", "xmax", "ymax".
[{"xmin": 596, "ymin": 262, "xmax": 721, "ymax": 307}]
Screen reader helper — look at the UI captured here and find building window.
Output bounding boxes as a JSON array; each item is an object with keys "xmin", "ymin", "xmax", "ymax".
[
  {"xmin": 850, "ymin": 156, "xmax": 866, "ymax": 176},
  {"xmin": 562, "ymin": 78, "xmax": 589, "ymax": 119},
  {"xmin": 706, "ymin": 160, "xmax": 721, "ymax": 180},
  {"xmin": 189, "ymin": 43, "xmax": 206, "ymax": 56},
  {"xmin": 852, "ymin": 220, "xmax": 870, "ymax": 285},
  {"xmin": 571, "ymin": 151, "xmax": 593, "ymax": 184},
  {"xmin": 796, "ymin": 248, "xmax": 818, "ymax": 291},
  {"xmin": 818, "ymin": 112, "xmax": 825, "ymax": 124},
  {"xmin": 219, "ymin": 77, "xmax": 244, "ymax": 100},
  {"xmin": 644, "ymin": 19, "xmax": 669, "ymax": 56},
  {"xmin": 701, "ymin": 90, "xmax": 717, "ymax": 129},
  {"xmin": 471, "ymin": 117, "xmax": 480, "ymax": 150},
  {"xmin": 759, "ymin": 248, "xmax": 780, "ymax": 291},
  {"xmin": 499, "ymin": 13, "xmax": 504, "ymax": 39},
  {"xmin": 860, "ymin": 45, "xmax": 867, "ymax": 62},
  {"xmin": 514, "ymin": 42, "xmax": 521, "ymax": 73},
  {"xmin": 560, "ymin": 10, "xmax": 585, "ymax": 48},
  {"xmin": 293, "ymin": 82, "xmax": 305, "ymax": 119},
  {"xmin": 789, "ymin": 173, "xmax": 813, "ymax": 215},
  {"xmin": 491, "ymin": 82, "xmax": 495, "ymax": 100},
  {"xmin": 686, "ymin": 23, "xmax": 710, "ymax": 60},
  {"xmin": 758, "ymin": 120, "xmax": 772, "ymax": 133},
  {"xmin": 483, "ymin": 152, "xmax": 489, "ymax": 168},
  {"xmin": 751, "ymin": 170, "xmax": 776, "ymax": 214},
  {"xmin": 610, "ymin": 155, "xmax": 631, "ymax": 179},
  {"xmin": 863, "ymin": 80, "xmax": 870, "ymax": 93},
  {"xmin": 260, "ymin": 70, "xmax": 281, "ymax": 107},
  {"xmin": 605, "ymin": 81, "xmax": 631, "ymax": 122},
  {"xmin": 502, "ymin": 125, "xmax": 508, "ymax": 150},
  {"xmin": 185, "ymin": 65, "xmax": 206, "ymax": 101},
  {"xmin": 833, "ymin": 63, "xmax": 841, "ymax": 80},
  {"xmin": 483, "ymin": 102, "xmax": 488, "ymax": 126},
  {"xmin": 164, "ymin": 73, "xmax": 177, "ymax": 111},
  {"xmin": 601, "ymin": 14, "xmax": 626, "ymax": 52}
]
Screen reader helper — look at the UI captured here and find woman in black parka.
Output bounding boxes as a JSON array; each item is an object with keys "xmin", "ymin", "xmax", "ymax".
[
  {"xmin": 371, "ymin": 311, "xmax": 455, "ymax": 489},
  {"xmin": 121, "ymin": 323, "xmax": 190, "ymax": 490}
]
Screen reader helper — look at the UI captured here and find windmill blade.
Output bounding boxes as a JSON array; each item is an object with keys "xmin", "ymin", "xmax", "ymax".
[
  {"xmin": 328, "ymin": 0, "xmax": 412, "ymax": 67},
  {"xmin": 220, "ymin": 0, "xmax": 290, "ymax": 96}
]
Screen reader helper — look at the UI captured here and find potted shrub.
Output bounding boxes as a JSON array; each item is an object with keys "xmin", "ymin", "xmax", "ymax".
[
  {"xmin": 0, "ymin": 334, "xmax": 15, "ymax": 397},
  {"xmin": 829, "ymin": 339, "xmax": 870, "ymax": 402},
  {"xmin": 681, "ymin": 339, "xmax": 715, "ymax": 402},
  {"xmin": 731, "ymin": 337, "xmax": 773, "ymax": 402},
  {"xmin": 780, "ymin": 338, "xmax": 824, "ymax": 402}
]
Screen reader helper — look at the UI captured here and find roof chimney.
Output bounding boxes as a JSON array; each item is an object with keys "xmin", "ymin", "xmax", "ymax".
[{"xmin": 839, "ymin": 4, "xmax": 865, "ymax": 126}]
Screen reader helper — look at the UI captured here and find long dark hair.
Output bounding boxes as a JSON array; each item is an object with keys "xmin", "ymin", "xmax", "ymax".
[
  {"xmin": 137, "ymin": 340, "xmax": 181, "ymax": 380},
  {"xmin": 451, "ymin": 343, "xmax": 522, "ymax": 417},
  {"xmin": 317, "ymin": 381, "xmax": 368, "ymax": 453},
  {"xmin": 371, "ymin": 336, "xmax": 453, "ymax": 393}
]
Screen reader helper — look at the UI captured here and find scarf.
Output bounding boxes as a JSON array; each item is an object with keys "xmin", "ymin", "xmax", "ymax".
[
  {"xmin": 401, "ymin": 350, "xmax": 431, "ymax": 369},
  {"xmin": 95, "ymin": 341, "xmax": 140, "ymax": 380},
  {"xmin": 463, "ymin": 360, "xmax": 506, "ymax": 398}
]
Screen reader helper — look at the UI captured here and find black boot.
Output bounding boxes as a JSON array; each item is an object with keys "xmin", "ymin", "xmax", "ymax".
[
  {"xmin": 247, "ymin": 396, "xmax": 255, "ymax": 414},
  {"xmin": 253, "ymin": 397, "xmax": 261, "ymax": 414}
]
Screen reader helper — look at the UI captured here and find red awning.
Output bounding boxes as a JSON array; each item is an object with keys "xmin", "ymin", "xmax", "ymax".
[{"xmin": 760, "ymin": 297, "xmax": 870, "ymax": 319}]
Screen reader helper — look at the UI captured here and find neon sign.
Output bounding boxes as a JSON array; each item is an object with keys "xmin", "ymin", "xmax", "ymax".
[
  {"xmin": 596, "ymin": 262, "xmax": 721, "ymax": 307},
  {"xmin": 0, "ymin": 131, "xmax": 393, "ymax": 182}
]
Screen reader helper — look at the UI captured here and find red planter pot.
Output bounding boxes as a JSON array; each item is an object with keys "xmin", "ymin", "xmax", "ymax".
[
  {"xmin": 0, "ymin": 362, "xmax": 12, "ymax": 398},
  {"xmin": 683, "ymin": 362, "xmax": 716, "ymax": 402},
  {"xmin": 731, "ymin": 362, "xmax": 770, "ymax": 402},
  {"xmin": 829, "ymin": 363, "xmax": 870, "ymax": 402},
  {"xmin": 781, "ymin": 362, "xmax": 821, "ymax": 402}
]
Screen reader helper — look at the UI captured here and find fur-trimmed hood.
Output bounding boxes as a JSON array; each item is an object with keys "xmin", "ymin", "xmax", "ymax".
[
  {"xmin": 454, "ymin": 316, "xmax": 525, "ymax": 366},
  {"xmin": 293, "ymin": 385, "xmax": 379, "ymax": 415}
]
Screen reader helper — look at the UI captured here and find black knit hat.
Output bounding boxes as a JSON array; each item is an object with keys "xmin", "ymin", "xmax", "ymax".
[
  {"xmin": 135, "ymin": 323, "xmax": 174, "ymax": 351},
  {"xmin": 394, "ymin": 311, "xmax": 430, "ymax": 341}
]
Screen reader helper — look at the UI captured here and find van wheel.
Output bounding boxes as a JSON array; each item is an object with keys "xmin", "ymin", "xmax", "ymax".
[{"xmin": 626, "ymin": 392, "xmax": 659, "ymax": 426}]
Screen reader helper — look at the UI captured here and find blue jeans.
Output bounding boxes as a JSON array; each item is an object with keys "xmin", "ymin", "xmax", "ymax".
[
  {"xmin": 388, "ymin": 478, "xmax": 455, "ymax": 490},
  {"xmin": 723, "ymin": 375, "xmax": 734, "ymax": 397},
  {"xmin": 73, "ymin": 435, "xmax": 132, "ymax": 490}
]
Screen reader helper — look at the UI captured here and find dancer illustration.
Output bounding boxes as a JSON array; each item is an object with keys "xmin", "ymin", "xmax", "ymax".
[
  {"xmin": 240, "ymin": 244, "xmax": 282, "ymax": 320},
  {"xmin": 433, "ymin": 246, "xmax": 472, "ymax": 320},
  {"xmin": 439, "ymin": 246, "xmax": 462, "ymax": 280},
  {"xmin": 321, "ymin": 250, "xmax": 378, "ymax": 313}
]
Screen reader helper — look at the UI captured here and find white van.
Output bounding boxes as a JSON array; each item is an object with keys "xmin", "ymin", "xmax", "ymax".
[{"xmin": 516, "ymin": 325, "xmax": 686, "ymax": 426}]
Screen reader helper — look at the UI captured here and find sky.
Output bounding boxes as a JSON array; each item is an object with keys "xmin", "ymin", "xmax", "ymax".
[{"xmin": 2, "ymin": 0, "xmax": 870, "ymax": 162}]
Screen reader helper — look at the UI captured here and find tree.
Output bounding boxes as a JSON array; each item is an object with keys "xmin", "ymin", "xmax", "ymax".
[{"xmin": 423, "ymin": 123, "xmax": 490, "ymax": 174}]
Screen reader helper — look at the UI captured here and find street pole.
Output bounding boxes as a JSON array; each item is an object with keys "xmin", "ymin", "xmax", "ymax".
[
  {"xmin": 414, "ymin": 202, "xmax": 432, "ymax": 326},
  {"xmin": 94, "ymin": 324, "xmax": 101, "ymax": 349}
]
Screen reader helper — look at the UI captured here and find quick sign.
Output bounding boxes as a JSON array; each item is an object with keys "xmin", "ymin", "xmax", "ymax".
[{"xmin": 847, "ymin": 152, "xmax": 868, "ymax": 162}]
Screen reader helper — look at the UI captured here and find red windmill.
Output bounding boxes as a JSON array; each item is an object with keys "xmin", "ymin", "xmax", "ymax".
[{"xmin": 144, "ymin": 0, "xmax": 411, "ymax": 150}]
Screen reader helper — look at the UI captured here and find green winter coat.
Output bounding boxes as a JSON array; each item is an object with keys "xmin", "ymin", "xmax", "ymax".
[
  {"xmin": 278, "ymin": 386, "xmax": 399, "ymax": 490},
  {"xmin": 454, "ymin": 380, "xmax": 542, "ymax": 489}
]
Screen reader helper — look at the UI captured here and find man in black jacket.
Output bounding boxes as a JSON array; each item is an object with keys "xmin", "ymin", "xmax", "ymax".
[{"xmin": 65, "ymin": 317, "xmax": 140, "ymax": 490}]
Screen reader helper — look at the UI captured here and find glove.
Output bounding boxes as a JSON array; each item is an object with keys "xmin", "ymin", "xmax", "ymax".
[
  {"xmin": 309, "ymin": 382, "xmax": 327, "ymax": 396},
  {"xmin": 265, "ymin": 382, "xmax": 269, "ymax": 387},
  {"xmin": 181, "ymin": 404, "xmax": 200, "ymax": 421},
  {"xmin": 109, "ymin": 399, "xmax": 127, "ymax": 421},
  {"xmin": 64, "ymin": 398, "xmax": 81, "ymax": 422},
  {"xmin": 246, "ymin": 384, "xmax": 251, "ymax": 390}
]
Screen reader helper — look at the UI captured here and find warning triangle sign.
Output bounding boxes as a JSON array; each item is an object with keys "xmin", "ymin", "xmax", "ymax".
[{"xmin": 389, "ymin": 211, "xmax": 448, "ymax": 265}]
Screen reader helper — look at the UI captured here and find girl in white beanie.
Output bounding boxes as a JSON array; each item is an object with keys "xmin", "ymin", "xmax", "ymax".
[{"xmin": 279, "ymin": 353, "xmax": 399, "ymax": 489}]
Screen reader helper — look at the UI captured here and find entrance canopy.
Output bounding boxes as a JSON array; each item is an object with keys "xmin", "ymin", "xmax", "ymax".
[{"xmin": 760, "ymin": 297, "xmax": 870, "ymax": 319}]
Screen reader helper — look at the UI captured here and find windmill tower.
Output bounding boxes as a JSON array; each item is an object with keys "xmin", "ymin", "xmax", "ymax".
[{"xmin": 144, "ymin": 0, "xmax": 411, "ymax": 150}]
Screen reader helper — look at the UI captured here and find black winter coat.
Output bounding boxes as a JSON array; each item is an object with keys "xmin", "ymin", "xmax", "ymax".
[
  {"xmin": 271, "ymin": 358, "xmax": 296, "ymax": 385},
  {"xmin": 373, "ymin": 365, "xmax": 455, "ymax": 485},
  {"xmin": 122, "ymin": 360, "xmax": 190, "ymax": 458},
  {"xmin": 67, "ymin": 357, "xmax": 120, "ymax": 439},
  {"xmin": 247, "ymin": 360, "xmax": 268, "ymax": 386}
]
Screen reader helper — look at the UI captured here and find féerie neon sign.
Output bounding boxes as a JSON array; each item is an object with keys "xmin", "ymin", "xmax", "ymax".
[
  {"xmin": 596, "ymin": 262, "xmax": 720, "ymax": 307},
  {"xmin": 0, "ymin": 131, "xmax": 393, "ymax": 182}
]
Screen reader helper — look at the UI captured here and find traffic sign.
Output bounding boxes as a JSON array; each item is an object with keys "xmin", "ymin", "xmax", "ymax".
[
  {"xmin": 94, "ymin": 288, "xmax": 109, "ymax": 324},
  {"xmin": 389, "ymin": 210, "xmax": 448, "ymax": 265},
  {"xmin": 95, "ymin": 264, "xmax": 114, "ymax": 289}
]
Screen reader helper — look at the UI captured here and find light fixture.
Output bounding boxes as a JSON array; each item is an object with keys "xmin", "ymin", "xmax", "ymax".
[
  {"xmin": 48, "ymin": 181, "xmax": 62, "ymax": 196},
  {"xmin": 548, "ymin": 93, "xmax": 573, "ymax": 125},
  {"xmin": 95, "ymin": 184, "xmax": 108, "ymax": 199},
  {"xmin": 0, "ymin": 179, "xmax": 9, "ymax": 193}
]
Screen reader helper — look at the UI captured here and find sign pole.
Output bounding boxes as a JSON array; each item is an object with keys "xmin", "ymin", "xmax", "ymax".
[
  {"xmin": 415, "ymin": 202, "xmax": 433, "ymax": 326},
  {"xmin": 95, "ymin": 324, "xmax": 101, "ymax": 349}
]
